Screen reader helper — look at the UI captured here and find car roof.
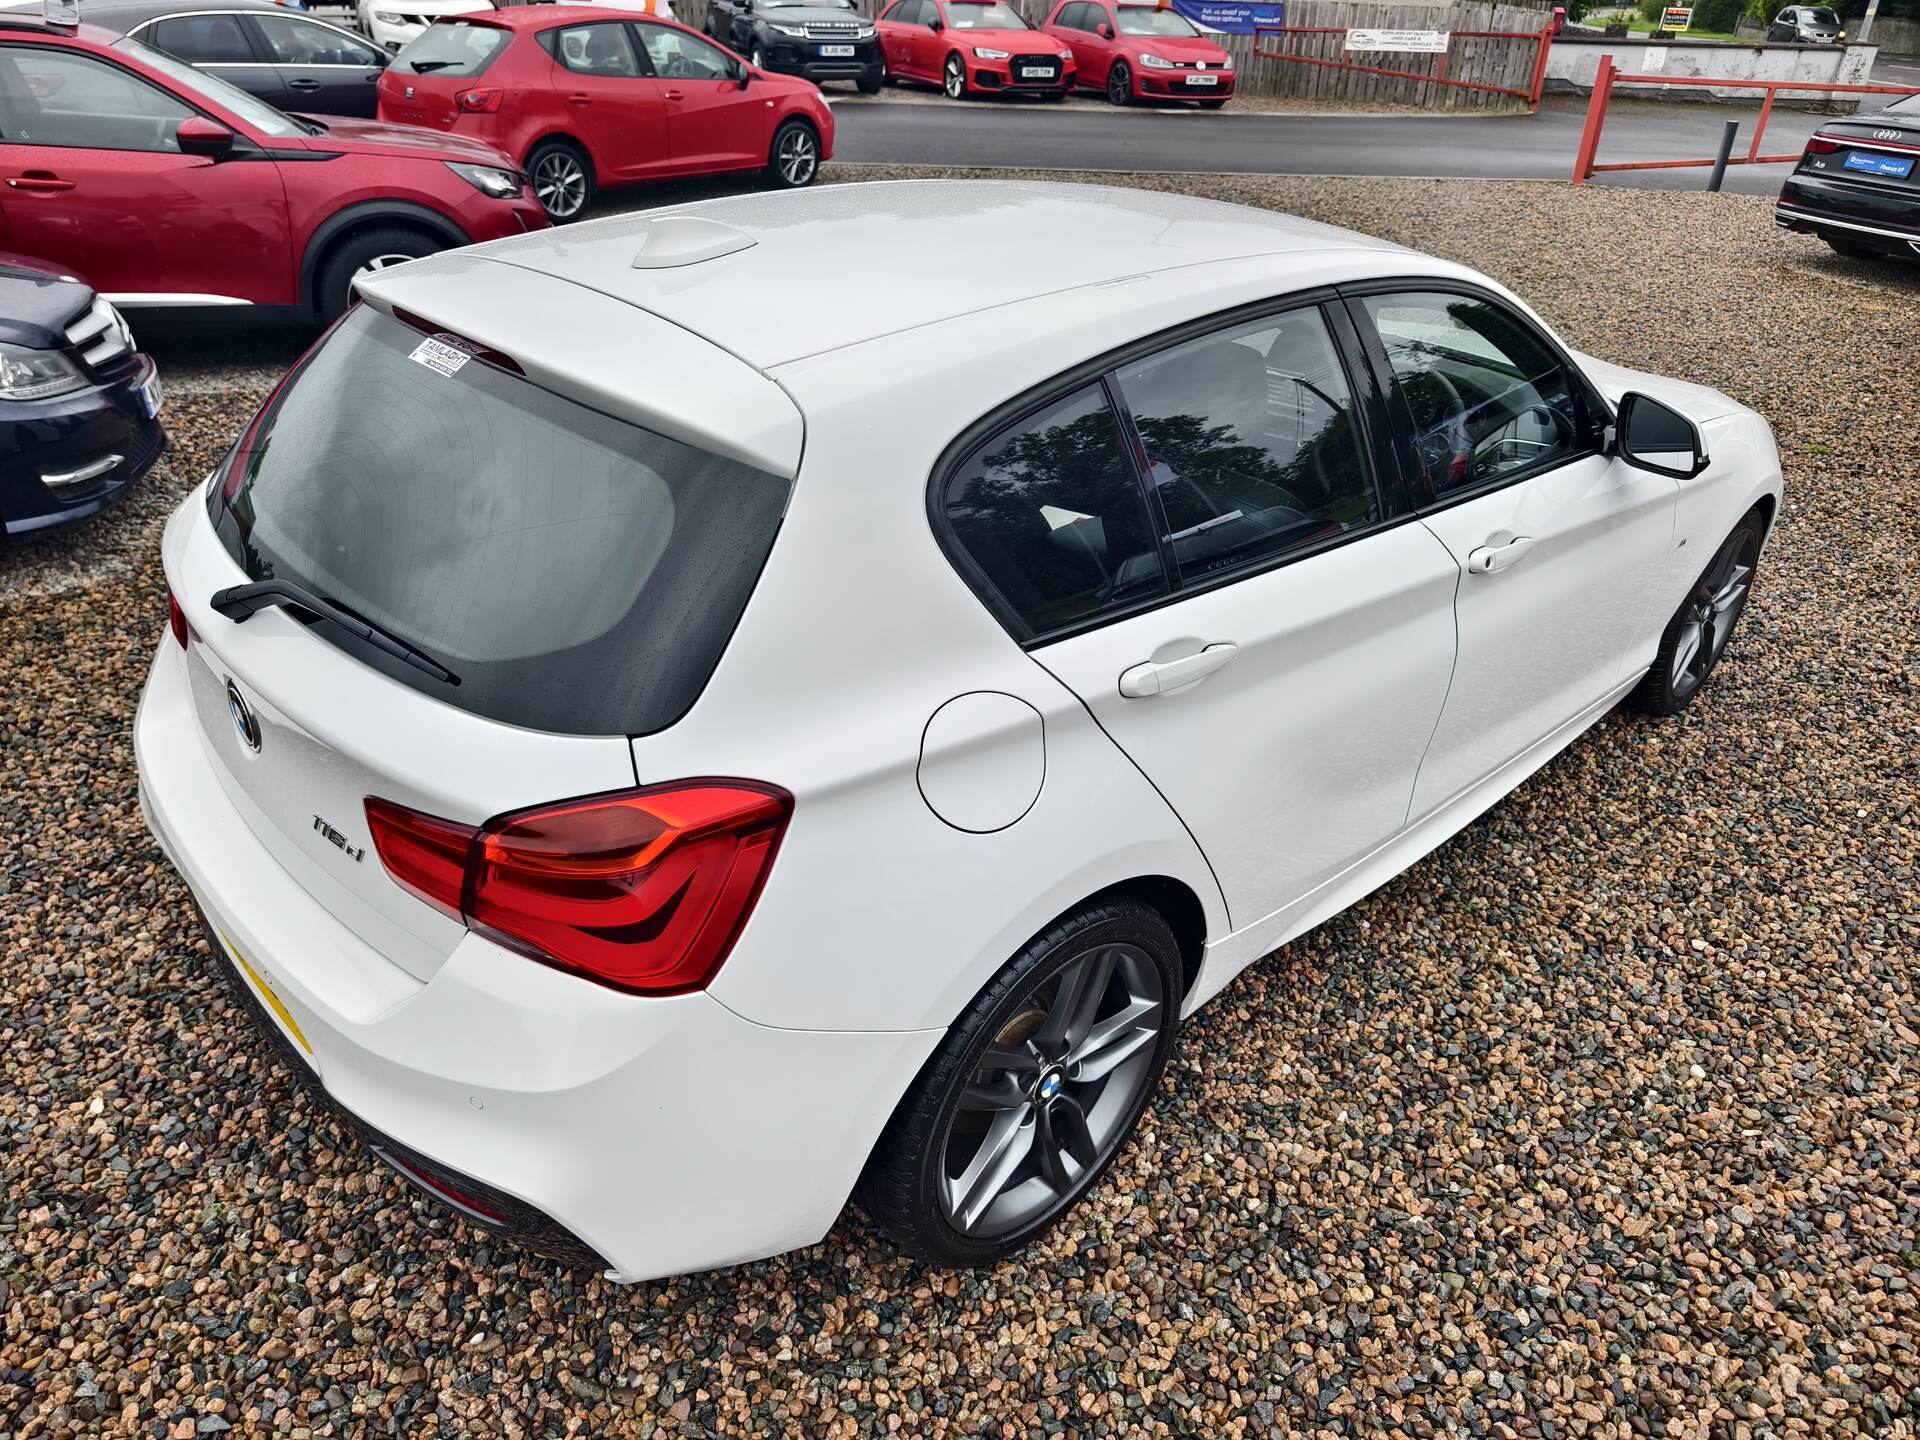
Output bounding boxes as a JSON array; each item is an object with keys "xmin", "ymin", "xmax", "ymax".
[
  {"xmin": 54, "ymin": 0, "xmax": 312, "ymax": 30},
  {"xmin": 434, "ymin": 180, "xmax": 1410, "ymax": 372},
  {"xmin": 461, "ymin": 4, "xmax": 666, "ymax": 27}
]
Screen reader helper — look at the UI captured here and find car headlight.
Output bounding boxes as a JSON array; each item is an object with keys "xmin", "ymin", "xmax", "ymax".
[
  {"xmin": 1219, "ymin": 54, "xmax": 1233, "ymax": 69},
  {"xmin": 1058, "ymin": 48, "xmax": 1073, "ymax": 59},
  {"xmin": 447, "ymin": 162, "xmax": 523, "ymax": 199},
  {"xmin": 373, "ymin": 9, "xmax": 403, "ymax": 22},
  {"xmin": 772, "ymin": 22, "xmax": 807, "ymax": 35},
  {"xmin": 856, "ymin": 22, "xmax": 876, "ymax": 35},
  {"xmin": 1140, "ymin": 51, "xmax": 1173, "ymax": 67},
  {"xmin": 0, "ymin": 342, "xmax": 86, "ymax": 402},
  {"xmin": 973, "ymin": 46, "xmax": 1009, "ymax": 58}
]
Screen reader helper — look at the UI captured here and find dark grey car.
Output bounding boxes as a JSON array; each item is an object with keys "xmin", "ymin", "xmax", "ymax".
[
  {"xmin": 75, "ymin": 1, "xmax": 389, "ymax": 115},
  {"xmin": 1766, "ymin": 5, "xmax": 1843, "ymax": 42}
]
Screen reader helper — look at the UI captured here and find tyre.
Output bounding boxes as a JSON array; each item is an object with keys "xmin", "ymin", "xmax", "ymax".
[
  {"xmin": 767, "ymin": 117, "xmax": 821, "ymax": 188},
  {"xmin": 944, "ymin": 52, "xmax": 969, "ymax": 99},
  {"xmin": 1106, "ymin": 61, "xmax": 1132, "ymax": 105},
  {"xmin": 314, "ymin": 225, "xmax": 442, "ymax": 322},
  {"xmin": 857, "ymin": 69, "xmax": 883, "ymax": 94},
  {"xmin": 858, "ymin": 899, "xmax": 1181, "ymax": 1267},
  {"xmin": 1625, "ymin": 507, "xmax": 1765, "ymax": 717},
  {"xmin": 751, "ymin": 42, "xmax": 769, "ymax": 70},
  {"xmin": 526, "ymin": 138, "xmax": 593, "ymax": 224},
  {"xmin": 1823, "ymin": 233, "xmax": 1879, "ymax": 260}
]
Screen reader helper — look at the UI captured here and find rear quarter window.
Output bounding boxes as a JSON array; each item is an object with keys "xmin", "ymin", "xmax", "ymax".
[{"xmin": 390, "ymin": 21, "xmax": 511, "ymax": 75}]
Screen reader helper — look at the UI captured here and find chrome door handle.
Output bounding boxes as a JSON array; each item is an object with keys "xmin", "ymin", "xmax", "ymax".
[
  {"xmin": 1118, "ymin": 642, "xmax": 1237, "ymax": 699},
  {"xmin": 1466, "ymin": 535, "xmax": 1534, "ymax": 574}
]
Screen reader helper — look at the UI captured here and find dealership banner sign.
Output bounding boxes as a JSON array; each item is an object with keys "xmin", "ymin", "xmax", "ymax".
[
  {"xmin": 1169, "ymin": 0, "xmax": 1285, "ymax": 34},
  {"xmin": 1344, "ymin": 27, "xmax": 1450, "ymax": 51}
]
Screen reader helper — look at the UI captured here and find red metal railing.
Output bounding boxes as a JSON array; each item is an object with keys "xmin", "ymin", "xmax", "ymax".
[
  {"xmin": 1570, "ymin": 53, "xmax": 1920, "ymax": 181},
  {"xmin": 1253, "ymin": 23, "xmax": 1557, "ymax": 112}
]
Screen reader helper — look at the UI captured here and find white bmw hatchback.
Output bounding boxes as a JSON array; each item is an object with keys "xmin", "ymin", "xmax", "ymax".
[{"xmin": 137, "ymin": 182, "xmax": 1781, "ymax": 1281}]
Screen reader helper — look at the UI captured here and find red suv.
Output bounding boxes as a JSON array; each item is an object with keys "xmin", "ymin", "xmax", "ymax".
[
  {"xmin": 0, "ymin": 14, "xmax": 547, "ymax": 321},
  {"xmin": 377, "ymin": 8, "xmax": 835, "ymax": 223}
]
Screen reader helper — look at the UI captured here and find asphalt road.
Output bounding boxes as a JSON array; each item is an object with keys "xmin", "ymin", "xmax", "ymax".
[{"xmin": 830, "ymin": 93, "xmax": 1836, "ymax": 194}]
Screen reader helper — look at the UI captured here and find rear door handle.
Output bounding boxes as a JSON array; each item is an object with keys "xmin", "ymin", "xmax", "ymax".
[
  {"xmin": 288, "ymin": 77, "xmax": 322, "ymax": 91},
  {"xmin": 567, "ymin": 91, "xmax": 590, "ymax": 104},
  {"xmin": 664, "ymin": 89, "xmax": 685, "ymax": 100},
  {"xmin": 1466, "ymin": 535, "xmax": 1534, "ymax": 574},
  {"xmin": 6, "ymin": 174, "xmax": 74, "ymax": 192},
  {"xmin": 1118, "ymin": 642, "xmax": 1237, "ymax": 699}
]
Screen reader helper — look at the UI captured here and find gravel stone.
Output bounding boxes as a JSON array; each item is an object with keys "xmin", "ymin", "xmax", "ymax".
[{"xmin": 2, "ymin": 173, "xmax": 1916, "ymax": 1438}]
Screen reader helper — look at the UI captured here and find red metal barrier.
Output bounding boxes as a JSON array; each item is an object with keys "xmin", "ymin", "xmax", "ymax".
[
  {"xmin": 1254, "ymin": 24, "xmax": 1557, "ymax": 111},
  {"xmin": 1570, "ymin": 53, "xmax": 1920, "ymax": 182}
]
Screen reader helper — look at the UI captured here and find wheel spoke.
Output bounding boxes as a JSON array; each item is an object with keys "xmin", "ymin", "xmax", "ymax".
[
  {"xmin": 1066, "ymin": 995, "xmax": 1160, "ymax": 1082},
  {"xmin": 1671, "ymin": 621, "xmax": 1703, "ymax": 682},
  {"xmin": 947, "ymin": 1107, "xmax": 1032, "ymax": 1231},
  {"xmin": 959, "ymin": 1072, "xmax": 1026, "ymax": 1114},
  {"xmin": 1039, "ymin": 1097, "xmax": 1097, "ymax": 1185},
  {"xmin": 1039, "ymin": 947, "xmax": 1116, "ymax": 1054},
  {"xmin": 980, "ymin": 1042, "xmax": 1039, "ymax": 1076}
]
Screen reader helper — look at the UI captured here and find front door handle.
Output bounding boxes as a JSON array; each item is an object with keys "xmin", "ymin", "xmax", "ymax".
[
  {"xmin": 288, "ymin": 77, "xmax": 322, "ymax": 91},
  {"xmin": 663, "ymin": 88, "xmax": 685, "ymax": 100},
  {"xmin": 6, "ymin": 173, "xmax": 74, "ymax": 192},
  {"xmin": 1466, "ymin": 535, "xmax": 1534, "ymax": 575},
  {"xmin": 1118, "ymin": 642, "xmax": 1237, "ymax": 699},
  {"xmin": 567, "ymin": 91, "xmax": 591, "ymax": 104}
]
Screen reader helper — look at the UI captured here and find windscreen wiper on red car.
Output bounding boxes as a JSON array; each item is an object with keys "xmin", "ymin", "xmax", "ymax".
[{"xmin": 209, "ymin": 579, "xmax": 460, "ymax": 686}]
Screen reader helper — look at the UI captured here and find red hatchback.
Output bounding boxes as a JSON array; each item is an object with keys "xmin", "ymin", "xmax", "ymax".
[
  {"xmin": 1043, "ymin": 0, "xmax": 1233, "ymax": 107},
  {"xmin": 377, "ymin": 8, "xmax": 835, "ymax": 223},
  {"xmin": 877, "ymin": 0, "xmax": 1075, "ymax": 100},
  {"xmin": 0, "ymin": 14, "xmax": 547, "ymax": 321}
]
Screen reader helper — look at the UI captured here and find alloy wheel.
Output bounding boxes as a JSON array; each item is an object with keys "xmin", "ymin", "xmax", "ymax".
[
  {"xmin": 532, "ymin": 151, "xmax": 587, "ymax": 220},
  {"xmin": 1670, "ymin": 525, "xmax": 1759, "ymax": 698},
  {"xmin": 1107, "ymin": 64, "xmax": 1130, "ymax": 105},
  {"xmin": 945, "ymin": 56, "xmax": 966, "ymax": 97},
  {"xmin": 776, "ymin": 127, "xmax": 818, "ymax": 186},
  {"xmin": 353, "ymin": 252, "xmax": 418, "ymax": 280},
  {"xmin": 753, "ymin": 44, "xmax": 768, "ymax": 69},
  {"xmin": 937, "ymin": 942, "xmax": 1164, "ymax": 1238}
]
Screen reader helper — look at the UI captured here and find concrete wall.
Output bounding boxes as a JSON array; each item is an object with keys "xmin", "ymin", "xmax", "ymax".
[
  {"xmin": 1860, "ymin": 15, "xmax": 1920, "ymax": 55},
  {"xmin": 1545, "ymin": 36, "xmax": 1879, "ymax": 102}
]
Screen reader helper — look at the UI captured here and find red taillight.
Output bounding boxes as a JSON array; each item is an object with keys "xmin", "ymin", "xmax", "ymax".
[
  {"xmin": 167, "ymin": 584, "xmax": 190, "ymax": 649},
  {"xmin": 457, "ymin": 86, "xmax": 503, "ymax": 113},
  {"xmin": 364, "ymin": 782, "xmax": 791, "ymax": 996},
  {"xmin": 1806, "ymin": 137, "xmax": 1841, "ymax": 156}
]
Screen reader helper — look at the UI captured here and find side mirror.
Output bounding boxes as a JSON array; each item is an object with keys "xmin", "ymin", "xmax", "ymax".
[
  {"xmin": 176, "ymin": 116, "xmax": 235, "ymax": 159},
  {"xmin": 1615, "ymin": 391, "xmax": 1708, "ymax": 479},
  {"xmin": 735, "ymin": 59, "xmax": 753, "ymax": 86},
  {"xmin": 1096, "ymin": 21, "xmax": 1110, "ymax": 35},
  {"xmin": 929, "ymin": 14, "xmax": 943, "ymax": 29}
]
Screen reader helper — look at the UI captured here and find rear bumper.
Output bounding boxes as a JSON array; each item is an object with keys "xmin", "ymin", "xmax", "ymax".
[
  {"xmin": 0, "ymin": 353, "xmax": 165, "ymax": 538},
  {"xmin": 134, "ymin": 589, "xmax": 938, "ymax": 1281},
  {"xmin": 1776, "ymin": 174, "xmax": 1920, "ymax": 252}
]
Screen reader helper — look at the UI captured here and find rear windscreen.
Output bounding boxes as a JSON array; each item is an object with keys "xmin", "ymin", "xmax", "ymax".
[
  {"xmin": 390, "ymin": 22, "xmax": 510, "ymax": 74},
  {"xmin": 208, "ymin": 307, "xmax": 791, "ymax": 736}
]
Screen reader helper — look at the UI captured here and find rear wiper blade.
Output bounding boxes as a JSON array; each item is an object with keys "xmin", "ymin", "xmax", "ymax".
[{"xmin": 209, "ymin": 579, "xmax": 460, "ymax": 686}]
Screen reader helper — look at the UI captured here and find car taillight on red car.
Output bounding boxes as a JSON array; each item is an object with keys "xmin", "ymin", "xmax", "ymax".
[
  {"xmin": 457, "ymin": 87, "xmax": 504, "ymax": 113},
  {"xmin": 364, "ymin": 781, "xmax": 792, "ymax": 996}
]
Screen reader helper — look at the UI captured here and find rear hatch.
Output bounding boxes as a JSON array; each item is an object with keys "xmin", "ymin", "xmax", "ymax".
[
  {"xmin": 1803, "ymin": 111, "xmax": 1920, "ymax": 192},
  {"xmin": 379, "ymin": 18, "xmax": 515, "ymax": 131},
  {"xmin": 172, "ymin": 291, "xmax": 798, "ymax": 983}
]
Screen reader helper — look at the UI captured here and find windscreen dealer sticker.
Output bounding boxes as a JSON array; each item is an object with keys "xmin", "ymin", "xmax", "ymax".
[{"xmin": 408, "ymin": 334, "xmax": 482, "ymax": 378}]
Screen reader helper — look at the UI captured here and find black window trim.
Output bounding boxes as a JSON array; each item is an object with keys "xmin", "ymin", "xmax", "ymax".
[
  {"xmin": 133, "ymin": 12, "xmax": 271, "ymax": 65},
  {"xmin": 241, "ymin": 12, "xmax": 386, "ymax": 69},
  {"xmin": 926, "ymin": 284, "xmax": 1411, "ymax": 651},
  {"xmin": 1337, "ymin": 275, "xmax": 1614, "ymax": 519}
]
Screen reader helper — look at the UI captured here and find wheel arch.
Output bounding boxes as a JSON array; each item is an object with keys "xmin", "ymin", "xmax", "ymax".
[
  {"xmin": 299, "ymin": 202, "xmax": 470, "ymax": 317},
  {"xmin": 523, "ymin": 130, "xmax": 597, "ymax": 182}
]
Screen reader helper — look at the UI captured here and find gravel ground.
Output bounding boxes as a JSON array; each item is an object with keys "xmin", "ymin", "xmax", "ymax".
[{"xmin": 3, "ymin": 175, "xmax": 1917, "ymax": 1440}]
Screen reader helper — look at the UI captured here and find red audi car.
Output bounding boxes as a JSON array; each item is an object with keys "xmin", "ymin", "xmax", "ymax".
[
  {"xmin": 876, "ymin": 0, "xmax": 1075, "ymax": 100},
  {"xmin": 0, "ymin": 13, "xmax": 547, "ymax": 321},
  {"xmin": 1042, "ymin": 0, "xmax": 1232, "ymax": 107},
  {"xmin": 377, "ymin": 8, "xmax": 835, "ymax": 222}
]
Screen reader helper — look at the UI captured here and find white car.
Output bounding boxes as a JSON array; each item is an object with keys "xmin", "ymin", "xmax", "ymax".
[
  {"xmin": 136, "ymin": 182, "xmax": 1781, "ymax": 1281},
  {"xmin": 357, "ymin": 0, "xmax": 492, "ymax": 53}
]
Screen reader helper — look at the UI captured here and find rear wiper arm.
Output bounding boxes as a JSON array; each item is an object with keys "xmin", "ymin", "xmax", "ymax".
[{"xmin": 209, "ymin": 579, "xmax": 461, "ymax": 686}]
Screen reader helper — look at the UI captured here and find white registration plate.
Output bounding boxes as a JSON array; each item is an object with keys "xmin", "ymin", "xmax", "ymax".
[
  {"xmin": 138, "ymin": 374, "xmax": 164, "ymax": 418},
  {"xmin": 820, "ymin": 43, "xmax": 854, "ymax": 55},
  {"xmin": 1019, "ymin": 64, "xmax": 1053, "ymax": 78},
  {"xmin": 1185, "ymin": 73, "xmax": 1220, "ymax": 85}
]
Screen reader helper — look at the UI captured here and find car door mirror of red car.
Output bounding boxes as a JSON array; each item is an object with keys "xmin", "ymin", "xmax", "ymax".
[
  {"xmin": 1096, "ymin": 21, "xmax": 1111, "ymax": 35},
  {"xmin": 733, "ymin": 58, "xmax": 753, "ymax": 86},
  {"xmin": 176, "ymin": 116, "xmax": 236, "ymax": 159},
  {"xmin": 929, "ymin": 14, "xmax": 943, "ymax": 29}
]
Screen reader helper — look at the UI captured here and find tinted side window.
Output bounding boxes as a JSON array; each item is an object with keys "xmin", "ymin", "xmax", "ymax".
[
  {"xmin": 0, "ymin": 48, "xmax": 194, "ymax": 152},
  {"xmin": 637, "ymin": 25, "xmax": 734, "ymax": 78},
  {"xmin": 254, "ymin": 16, "xmax": 382, "ymax": 66},
  {"xmin": 943, "ymin": 385, "xmax": 1168, "ymax": 638},
  {"xmin": 1114, "ymin": 308, "xmax": 1376, "ymax": 584},
  {"xmin": 555, "ymin": 23, "xmax": 642, "ymax": 76},
  {"xmin": 1056, "ymin": 3, "xmax": 1086, "ymax": 28},
  {"xmin": 145, "ymin": 14, "xmax": 258, "ymax": 63},
  {"xmin": 1360, "ymin": 291, "xmax": 1581, "ymax": 499}
]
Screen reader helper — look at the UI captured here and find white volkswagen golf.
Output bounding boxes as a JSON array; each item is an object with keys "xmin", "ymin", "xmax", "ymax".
[{"xmin": 136, "ymin": 182, "xmax": 1781, "ymax": 1280}]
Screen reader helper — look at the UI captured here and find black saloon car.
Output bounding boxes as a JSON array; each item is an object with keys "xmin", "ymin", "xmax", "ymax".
[
  {"xmin": 706, "ymin": 0, "xmax": 883, "ymax": 90},
  {"xmin": 1777, "ymin": 96, "xmax": 1920, "ymax": 261},
  {"xmin": 73, "ymin": 0, "xmax": 389, "ymax": 116},
  {"xmin": 0, "ymin": 255, "xmax": 165, "ymax": 542}
]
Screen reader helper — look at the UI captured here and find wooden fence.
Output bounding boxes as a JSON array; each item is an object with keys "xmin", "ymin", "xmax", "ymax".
[{"xmin": 672, "ymin": 0, "xmax": 1555, "ymax": 106}]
